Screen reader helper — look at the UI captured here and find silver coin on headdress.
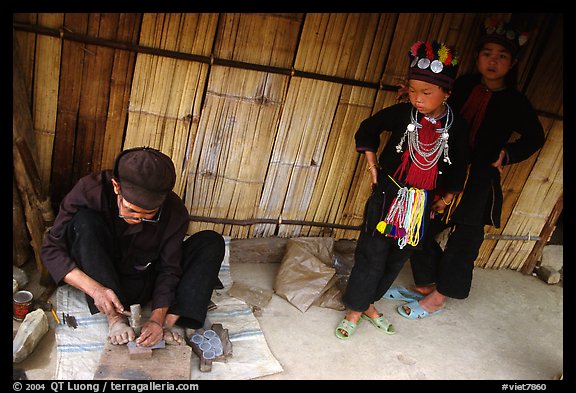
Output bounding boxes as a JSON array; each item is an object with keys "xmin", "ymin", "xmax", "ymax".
[
  {"xmin": 411, "ymin": 56, "xmax": 419, "ymax": 67},
  {"xmin": 506, "ymin": 30, "xmax": 516, "ymax": 40},
  {"xmin": 417, "ymin": 58, "xmax": 430, "ymax": 69},
  {"xmin": 430, "ymin": 60, "xmax": 444, "ymax": 73},
  {"xmin": 496, "ymin": 25, "xmax": 506, "ymax": 35},
  {"xmin": 486, "ymin": 26, "xmax": 496, "ymax": 34},
  {"xmin": 518, "ymin": 34, "xmax": 528, "ymax": 46}
]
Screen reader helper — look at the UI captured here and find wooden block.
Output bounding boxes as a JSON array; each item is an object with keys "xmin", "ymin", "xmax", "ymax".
[
  {"xmin": 94, "ymin": 341, "xmax": 192, "ymax": 380},
  {"xmin": 185, "ymin": 324, "xmax": 233, "ymax": 373},
  {"xmin": 536, "ymin": 265, "xmax": 561, "ymax": 284},
  {"xmin": 230, "ymin": 237, "xmax": 288, "ymax": 264},
  {"xmin": 211, "ymin": 324, "xmax": 233, "ymax": 358},
  {"xmin": 188, "ymin": 341, "xmax": 212, "ymax": 372}
]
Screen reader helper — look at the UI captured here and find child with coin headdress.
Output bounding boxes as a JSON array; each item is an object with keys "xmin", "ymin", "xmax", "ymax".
[{"xmin": 335, "ymin": 40, "xmax": 470, "ymax": 339}]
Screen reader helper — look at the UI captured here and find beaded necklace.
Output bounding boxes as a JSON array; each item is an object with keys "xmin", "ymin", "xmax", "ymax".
[{"xmin": 396, "ymin": 103, "xmax": 454, "ymax": 168}]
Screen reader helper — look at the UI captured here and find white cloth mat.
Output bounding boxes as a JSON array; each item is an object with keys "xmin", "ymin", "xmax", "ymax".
[{"xmin": 54, "ymin": 238, "xmax": 283, "ymax": 380}]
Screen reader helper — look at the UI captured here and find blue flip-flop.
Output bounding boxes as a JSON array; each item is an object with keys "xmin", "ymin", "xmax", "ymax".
[
  {"xmin": 382, "ymin": 285, "xmax": 424, "ymax": 302},
  {"xmin": 397, "ymin": 300, "xmax": 444, "ymax": 320}
]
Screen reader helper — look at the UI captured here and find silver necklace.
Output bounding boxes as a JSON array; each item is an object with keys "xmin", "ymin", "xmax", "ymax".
[{"xmin": 395, "ymin": 104, "xmax": 453, "ymax": 170}]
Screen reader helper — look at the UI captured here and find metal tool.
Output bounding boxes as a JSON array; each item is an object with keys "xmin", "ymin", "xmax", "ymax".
[
  {"xmin": 62, "ymin": 313, "xmax": 78, "ymax": 329},
  {"xmin": 122, "ymin": 304, "xmax": 142, "ymax": 336}
]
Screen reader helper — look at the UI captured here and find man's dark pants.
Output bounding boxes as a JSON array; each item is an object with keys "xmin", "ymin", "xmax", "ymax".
[{"xmin": 66, "ymin": 209, "xmax": 225, "ymax": 329}]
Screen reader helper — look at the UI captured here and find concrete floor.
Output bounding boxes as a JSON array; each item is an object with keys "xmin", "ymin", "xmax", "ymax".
[{"xmin": 13, "ymin": 241, "xmax": 563, "ymax": 381}]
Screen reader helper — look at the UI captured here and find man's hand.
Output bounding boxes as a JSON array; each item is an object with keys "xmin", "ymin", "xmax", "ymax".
[
  {"xmin": 63, "ymin": 268, "xmax": 124, "ymax": 316},
  {"xmin": 91, "ymin": 287, "xmax": 124, "ymax": 316},
  {"xmin": 135, "ymin": 320, "xmax": 164, "ymax": 347}
]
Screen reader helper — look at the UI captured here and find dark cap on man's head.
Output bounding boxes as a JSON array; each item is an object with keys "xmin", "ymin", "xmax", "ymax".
[{"xmin": 113, "ymin": 147, "xmax": 176, "ymax": 210}]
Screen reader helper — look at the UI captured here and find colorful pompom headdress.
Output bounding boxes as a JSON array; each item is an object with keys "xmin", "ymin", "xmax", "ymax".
[
  {"xmin": 408, "ymin": 40, "xmax": 459, "ymax": 91},
  {"xmin": 478, "ymin": 17, "xmax": 529, "ymax": 58}
]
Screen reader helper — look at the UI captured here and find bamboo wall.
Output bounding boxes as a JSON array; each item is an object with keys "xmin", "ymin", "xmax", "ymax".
[{"xmin": 12, "ymin": 12, "xmax": 563, "ymax": 271}]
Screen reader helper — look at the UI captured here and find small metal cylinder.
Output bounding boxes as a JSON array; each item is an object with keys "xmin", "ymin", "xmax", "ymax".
[{"xmin": 129, "ymin": 304, "xmax": 142, "ymax": 336}]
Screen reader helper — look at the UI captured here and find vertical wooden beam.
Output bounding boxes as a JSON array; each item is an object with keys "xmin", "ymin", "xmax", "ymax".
[
  {"xmin": 73, "ymin": 13, "xmax": 118, "ymax": 180},
  {"xmin": 13, "ymin": 178, "xmax": 33, "ymax": 267},
  {"xmin": 51, "ymin": 13, "xmax": 89, "ymax": 209},
  {"xmin": 521, "ymin": 193, "xmax": 563, "ymax": 274},
  {"xmin": 101, "ymin": 13, "xmax": 142, "ymax": 170},
  {"xmin": 13, "ymin": 33, "xmax": 55, "ymax": 279}
]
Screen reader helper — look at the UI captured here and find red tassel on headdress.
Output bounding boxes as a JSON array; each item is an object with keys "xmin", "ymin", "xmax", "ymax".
[
  {"xmin": 394, "ymin": 117, "xmax": 440, "ymax": 190},
  {"xmin": 460, "ymin": 84, "xmax": 492, "ymax": 147}
]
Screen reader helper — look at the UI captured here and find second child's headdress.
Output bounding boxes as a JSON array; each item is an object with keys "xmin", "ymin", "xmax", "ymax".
[{"xmin": 478, "ymin": 17, "xmax": 529, "ymax": 58}]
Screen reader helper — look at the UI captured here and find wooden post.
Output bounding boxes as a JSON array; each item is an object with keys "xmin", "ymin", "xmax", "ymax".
[
  {"xmin": 13, "ymin": 32, "xmax": 54, "ymax": 281},
  {"xmin": 13, "ymin": 178, "xmax": 33, "ymax": 267},
  {"xmin": 521, "ymin": 193, "xmax": 563, "ymax": 274}
]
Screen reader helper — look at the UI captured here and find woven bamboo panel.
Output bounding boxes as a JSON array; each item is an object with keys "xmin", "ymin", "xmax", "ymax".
[
  {"xmin": 301, "ymin": 85, "xmax": 377, "ymax": 238},
  {"xmin": 137, "ymin": 13, "xmax": 217, "ymax": 54},
  {"xmin": 185, "ymin": 66, "xmax": 288, "ymax": 238},
  {"xmin": 101, "ymin": 13, "xmax": 142, "ymax": 170},
  {"xmin": 12, "ymin": 12, "xmax": 563, "ymax": 271},
  {"xmin": 71, "ymin": 13, "xmax": 120, "ymax": 183},
  {"xmin": 124, "ymin": 13, "xmax": 217, "ymax": 195},
  {"xmin": 273, "ymin": 76, "xmax": 342, "ymax": 239},
  {"xmin": 12, "ymin": 13, "xmax": 38, "ymax": 101},
  {"xmin": 332, "ymin": 89, "xmax": 399, "ymax": 240},
  {"xmin": 50, "ymin": 13, "xmax": 90, "ymax": 204},
  {"xmin": 247, "ymin": 77, "xmax": 339, "ymax": 238},
  {"xmin": 522, "ymin": 15, "xmax": 563, "ymax": 115},
  {"xmin": 213, "ymin": 13, "xmax": 303, "ymax": 68},
  {"xmin": 32, "ymin": 13, "xmax": 63, "ymax": 195},
  {"xmin": 479, "ymin": 118, "xmax": 563, "ymax": 270},
  {"xmin": 124, "ymin": 55, "xmax": 209, "ymax": 195},
  {"xmin": 295, "ymin": 13, "xmax": 395, "ymax": 82}
]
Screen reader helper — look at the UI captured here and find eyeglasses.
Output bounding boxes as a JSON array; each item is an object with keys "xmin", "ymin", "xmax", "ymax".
[{"xmin": 117, "ymin": 195, "xmax": 162, "ymax": 223}]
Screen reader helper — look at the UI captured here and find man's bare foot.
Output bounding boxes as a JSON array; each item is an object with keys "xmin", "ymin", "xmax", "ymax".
[
  {"xmin": 108, "ymin": 313, "xmax": 135, "ymax": 345},
  {"xmin": 164, "ymin": 313, "xmax": 179, "ymax": 327},
  {"xmin": 161, "ymin": 313, "xmax": 183, "ymax": 345},
  {"xmin": 163, "ymin": 327, "xmax": 184, "ymax": 345}
]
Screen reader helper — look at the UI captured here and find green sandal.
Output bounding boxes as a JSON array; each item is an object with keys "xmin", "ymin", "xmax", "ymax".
[
  {"xmin": 335, "ymin": 318, "xmax": 361, "ymax": 340},
  {"xmin": 361, "ymin": 313, "xmax": 396, "ymax": 335}
]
